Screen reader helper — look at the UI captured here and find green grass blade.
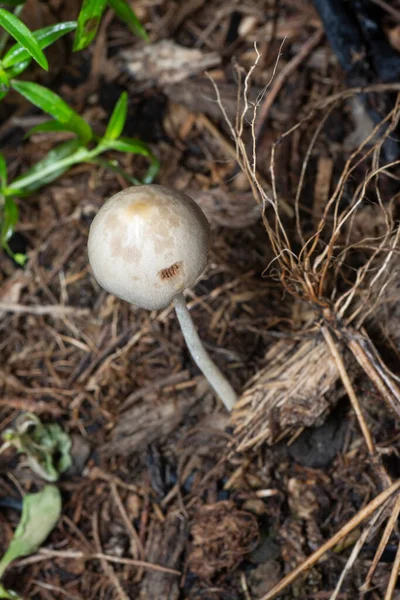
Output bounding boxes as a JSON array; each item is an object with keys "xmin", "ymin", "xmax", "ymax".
[
  {"xmin": 25, "ymin": 119, "xmax": 77, "ymax": 137},
  {"xmin": 0, "ymin": 0, "xmax": 26, "ymax": 6},
  {"xmin": 0, "ymin": 582, "xmax": 23, "ymax": 598},
  {"xmin": 0, "ymin": 64, "xmax": 9, "ymax": 93},
  {"xmin": 103, "ymin": 136, "xmax": 159, "ymax": 183},
  {"xmin": 105, "ymin": 136, "xmax": 151, "ymax": 156},
  {"xmin": 0, "ymin": 152, "xmax": 7, "ymax": 188},
  {"xmin": 103, "ymin": 91, "xmax": 128, "ymax": 141},
  {"xmin": 10, "ymin": 81, "xmax": 92, "ymax": 143},
  {"xmin": 3, "ymin": 21, "xmax": 76, "ymax": 69},
  {"xmin": 90, "ymin": 157, "xmax": 140, "ymax": 184},
  {"xmin": 143, "ymin": 156, "xmax": 160, "ymax": 184},
  {"xmin": 0, "ymin": 2, "xmax": 23, "ymax": 56},
  {"xmin": 0, "ymin": 8, "xmax": 48, "ymax": 70},
  {"xmin": 8, "ymin": 139, "xmax": 83, "ymax": 194},
  {"xmin": 73, "ymin": 0, "xmax": 107, "ymax": 51},
  {"xmin": 1, "ymin": 196, "xmax": 18, "ymax": 244},
  {"xmin": 108, "ymin": 0, "xmax": 148, "ymax": 40},
  {"xmin": 0, "ymin": 63, "xmax": 8, "ymax": 81},
  {"xmin": 4, "ymin": 57, "xmax": 30, "ymax": 78}
]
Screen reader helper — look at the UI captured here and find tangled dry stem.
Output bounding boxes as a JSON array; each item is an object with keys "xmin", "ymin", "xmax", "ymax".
[{"xmin": 209, "ymin": 49, "xmax": 400, "ymax": 452}]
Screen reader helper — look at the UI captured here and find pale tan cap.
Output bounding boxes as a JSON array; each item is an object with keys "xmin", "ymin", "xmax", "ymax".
[{"xmin": 88, "ymin": 184, "xmax": 210, "ymax": 310}]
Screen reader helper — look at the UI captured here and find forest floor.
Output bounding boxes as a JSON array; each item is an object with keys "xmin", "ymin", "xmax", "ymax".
[{"xmin": 1, "ymin": 0, "xmax": 400, "ymax": 598}]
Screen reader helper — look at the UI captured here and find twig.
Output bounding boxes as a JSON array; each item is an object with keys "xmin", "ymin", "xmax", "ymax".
[
  {"xmin": 363, "ymin": 492, "xmax": 400, "ymax": 591},
  {"xmin": 111, "ymin": 484, "xmax": 144, "ymax": 560},
  {"xmin": 92, "ymin": 512, "xmax": 130, "ymax": 600},
  {"xmin": 328, "ymin": 504, "xmax": 386, "ymax": 600},
  {"xmin": 88, "ymin": 466, "xmax": 141, "ymax": 493},
  {"xmin": 345, "ymin": 329, "xmax": 400, "ymax": 419},
  {"xmin": 384, "ymin": 540, "xmax": 400, "ymax": 600},
  {"xmin": 322, "ymin": 326, "xmax": 375, "ymax": 455},
  {"xmin": 0, "ymin": 302, "xmax": 90, "ymax": 316},
  {"xmin": 43, "ymin": 548, "xmax": 179, "ymax": 575},
  {"xmin": 370, "ymin": 0, "xmax": 400, "ymax": 22},
  {"xmin": 0, "ymin": 398, "xmax": 64, "ymax": 415},
  {"xmin": 19, "ymin": 548, "xmax": 181, "ymax": 576},
  {"xmin": 32, "ymin": 581, "xmax": 81, "ymax": 600},
  {"xmin": 258, "ymin": 479, "xmax": 400, "ymax": 600}
]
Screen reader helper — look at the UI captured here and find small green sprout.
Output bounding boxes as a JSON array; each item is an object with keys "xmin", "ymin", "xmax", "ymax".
[
  {"xmin": 1, "ymin": 413, "xmax": 72, "ymax": 482},
  {"xmin": 0, "ymin": 485, "xmax": 62, "ymax": 599}
]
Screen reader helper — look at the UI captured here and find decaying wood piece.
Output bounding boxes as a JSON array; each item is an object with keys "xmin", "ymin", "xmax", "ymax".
[
  {"xmin": 191, "ymin": 188, "xmax": 261, "ymax": 229},
  {"xmin": 164, "ymin": 78, "xmax": 263, "ymax": 124},
  {"xmin": 232, "ymin": 335, "xmax": 351, "ymax": 451},
  {"xmin": 101, "ymin": 394, "xmax": 196, "ymax": 456},
  {"xmin": 140, "ymin": 515, "xmax": 187, "ymax": 600},
  {"xmin": 232, "ymin": 267, "xmax": 400, "ymax": 453},
  {"xmin": 121, "ymin": 40, "xmax": 220, "ymax": 90}
]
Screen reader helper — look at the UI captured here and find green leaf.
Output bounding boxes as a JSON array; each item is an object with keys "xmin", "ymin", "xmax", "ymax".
[
  {"xmin": 2, "ymin": 413, "xmax": 72, "ymax": 482},
  {"xmin": 108, "ymin": 0, "xmax": 148, "ymax": 40},
  {"xmin": 0, "ymin": 64, "xmax": 9, "ymax": 89},
  {"xmin": 25, "ymin": 119, "xmax": 77, "ymax": 138},
  {"xmin": 0, "ymin": 583, "xmax": 22, "ymax": 599},
  {"xmin": 8, "ymin": 139, "xmax": 82, "ymax": 194},
  {"xmin": 1, "ymin": 196, "xmax": 18, "ymax": 244},
  {"xmin": 91, "ymin": 157, "xmax": 140, "ymax": 184},
  {"xmin": 143, "ymin": 155, "xmax": 160, "ymax": 184},
  {"xmin": 10, "ymin": 81, "xmax": 92, "ymax": 143},
  {"xmin": 0, "ymin": 485, "xmax": 61, "ymax": 580},
  {"xmin": 6, "ymin": 248, "xmax": 27, "ymax": 265},
  {"xmin": 104, "ymin": 91, "xmax": 128, "ymax": 141},
  {"xmin": 0, "ymin": 9, "xmax": 48, "ymax": 70},
  {"xmin": 0, "ymin": 153, "xmax": 7, "ymax": 188},
  {"xmin": 3, "ymin": 58, "xmax": 30, "ymax": 79},
  {"xmin": 105, "ymin": 136, "xmax": 152, "ymax": 157},
  {"xmin": 3, "ymin": 21, "xmax": 76, "ymax": 69},
  {"xmin": 0, "ymin": 0, "xmax": 25, "ymax": 6},
  {"xmin": 73, "ymin": 0, "xmax": 107, "ymax": 51},
  {"xmin": 102, "ymin": 136, "xmax": 159, "ymax": 183}
]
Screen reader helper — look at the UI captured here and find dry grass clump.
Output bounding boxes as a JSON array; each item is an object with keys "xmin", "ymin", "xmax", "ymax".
[
  {"xmin": 234, "ymin": 337, "xmax": 346, "ymax": 451},
  {"xmin": 209, "ymin": 51, "xmax": 400, "ymax": 456}
]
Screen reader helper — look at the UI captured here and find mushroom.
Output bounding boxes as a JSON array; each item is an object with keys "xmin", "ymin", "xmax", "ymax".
[{"xmin": 88, "ymin": 184, "xmax": 237, "ymax": 411}]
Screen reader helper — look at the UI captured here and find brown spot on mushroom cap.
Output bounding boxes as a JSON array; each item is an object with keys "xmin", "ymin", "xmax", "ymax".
[
  {"xmin": 125, "ymin": 202, "xmax": 153, "ymax": 219},
  {"xmin": 158, "ymin": 262, "xmax": 182, "ymax": 280}
]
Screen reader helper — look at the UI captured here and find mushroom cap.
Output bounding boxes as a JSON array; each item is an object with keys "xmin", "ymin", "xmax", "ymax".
[{"xmin": 88, "ymin": 184, "xmax": 210, "ymax": 310}]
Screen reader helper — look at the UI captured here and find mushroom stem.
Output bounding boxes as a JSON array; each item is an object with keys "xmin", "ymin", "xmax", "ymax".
[{"xmin": 173, "ymin": 293, "xmax": 237, "ymax": 411}]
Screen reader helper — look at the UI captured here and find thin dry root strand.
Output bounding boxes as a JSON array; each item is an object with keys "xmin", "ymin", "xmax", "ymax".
[{"xmin": 211, "ymin": 55, "xmax": 400, "ymax": 315}]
